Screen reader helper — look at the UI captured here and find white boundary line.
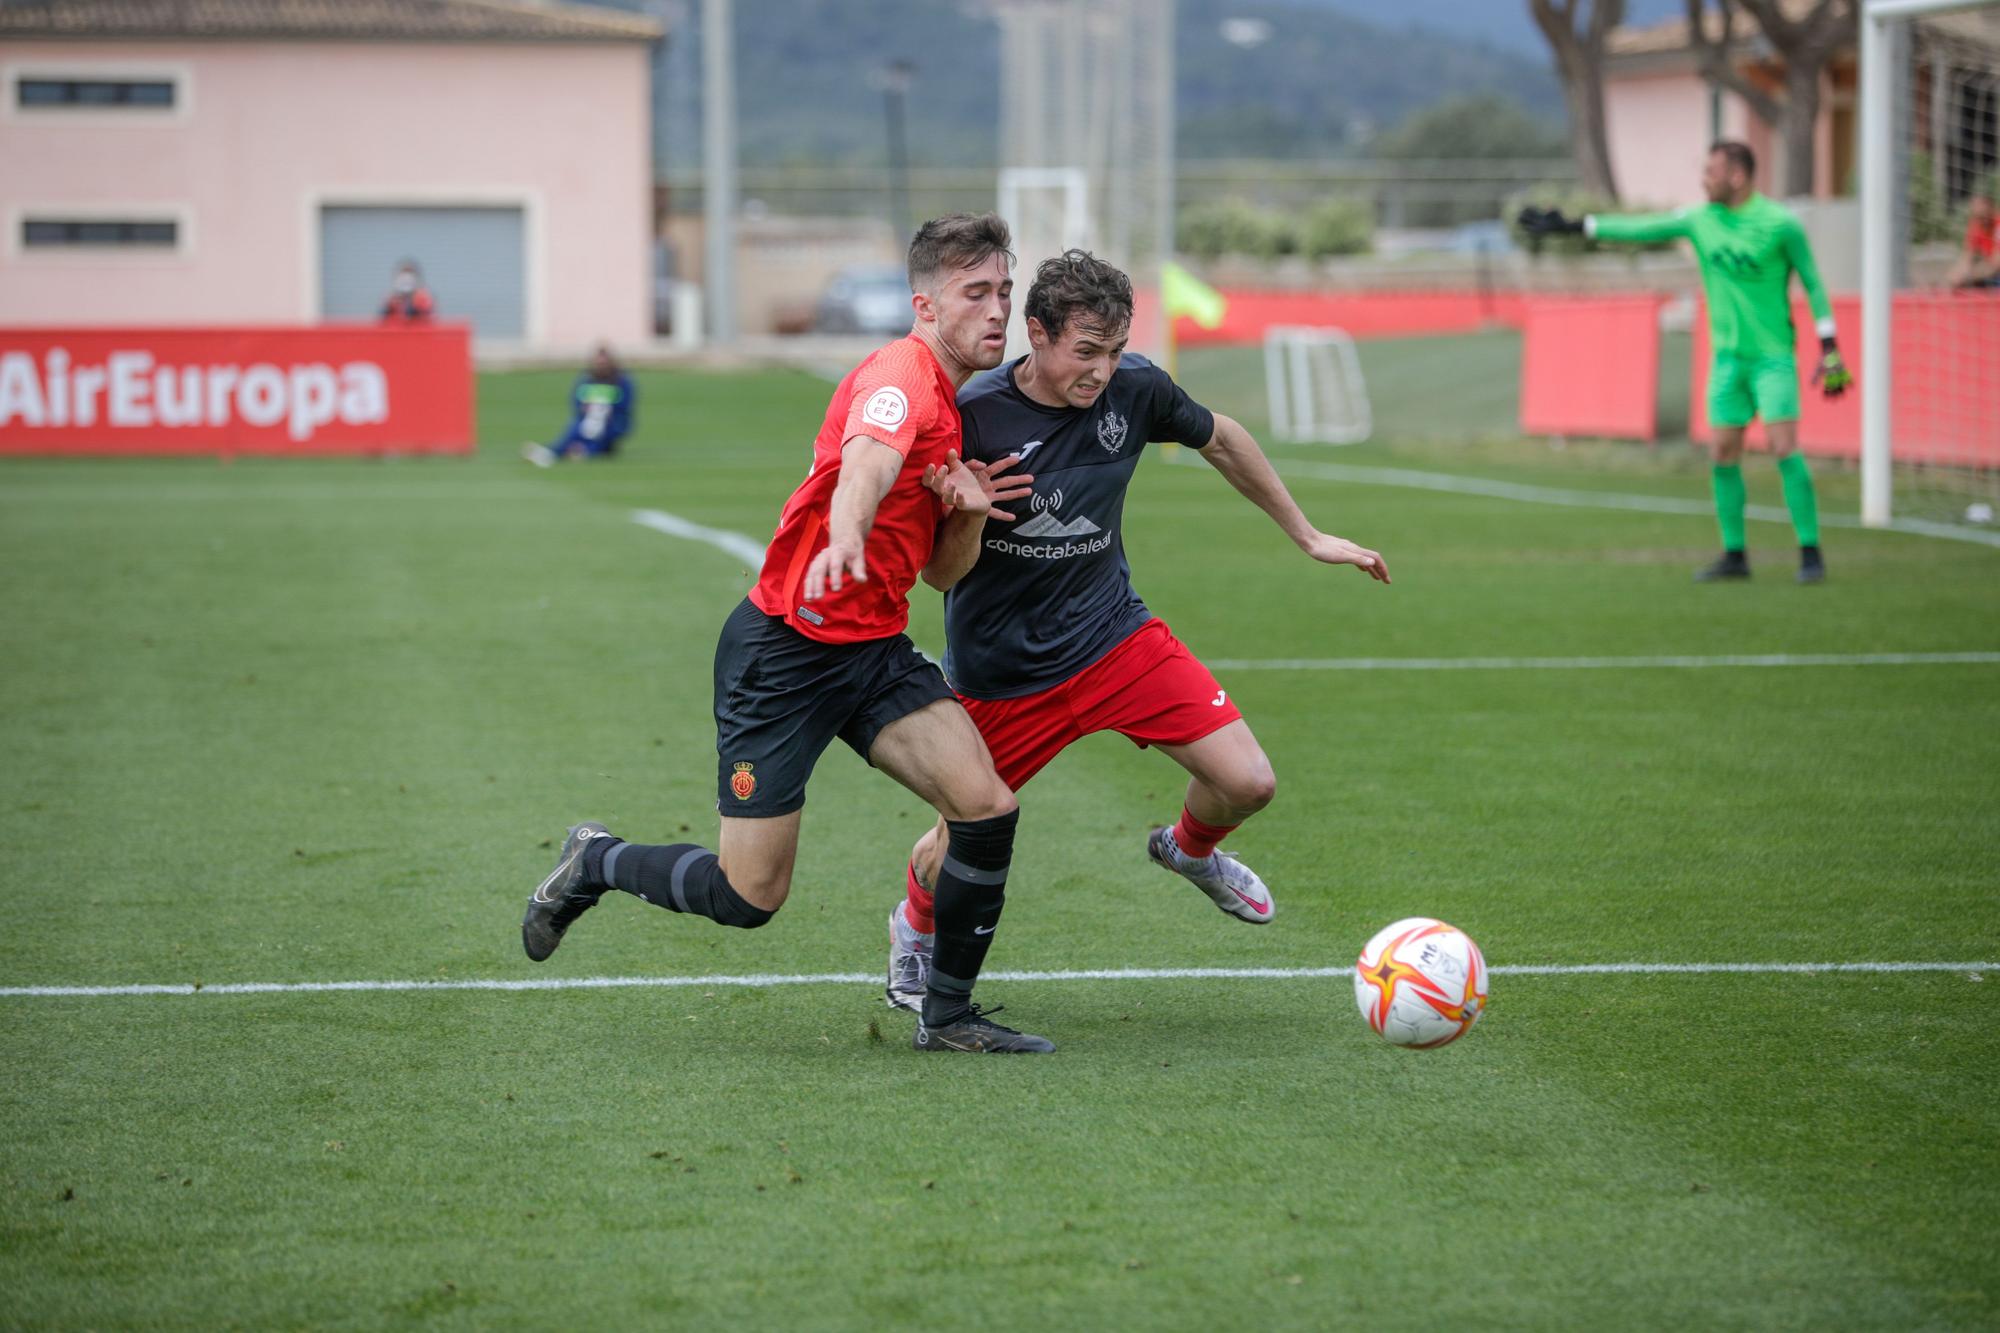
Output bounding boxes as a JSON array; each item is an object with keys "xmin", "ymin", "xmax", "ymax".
[
  {"xmin": 1195, "ymin": 454, "xmax": 2000, "ymax": 550},
  {"xmin": 1208, "ymin": 651, "xmax": 2000, "ymax": 671},
  {"xmin": 1, "ymin": 961, "xmax": 1988, "ymax": 1000},
  {"xmin": 631, "ymin": 508, "xmax": 766, "ymax": 568}
]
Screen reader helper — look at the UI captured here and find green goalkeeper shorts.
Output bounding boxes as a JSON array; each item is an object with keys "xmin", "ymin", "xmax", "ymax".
[{"xmin": 1708, "ymin": 353, "xmax": 1801, "ymax": 428}]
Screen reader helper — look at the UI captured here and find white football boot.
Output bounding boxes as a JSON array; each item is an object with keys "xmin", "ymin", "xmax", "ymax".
[
  {"xmin": 1147, "ymin": 826, "xmax": 1275, "ymax": 923},
  {"xmin": 885, "ymin": 902, "xmax": 934, "ymax": 1012}
]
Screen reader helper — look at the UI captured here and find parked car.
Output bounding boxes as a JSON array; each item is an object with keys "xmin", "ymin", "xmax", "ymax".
[{"xmin": 813, "ymin": 264, "xmax": 914, "ymax": 336}]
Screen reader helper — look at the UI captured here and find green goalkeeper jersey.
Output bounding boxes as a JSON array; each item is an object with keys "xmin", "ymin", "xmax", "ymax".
[{"xmin": 1587, "ymin": 194, "xmax": 1836, "ymax": 360}]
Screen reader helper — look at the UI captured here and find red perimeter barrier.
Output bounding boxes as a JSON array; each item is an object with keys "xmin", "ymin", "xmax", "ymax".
[
  {"xmin": 1171, "ymin": 289, "xmax": 1529, "ymax": 346},
  {"xmin": 1518, "ymin": 296, "xmax": 1664, "ymax": 441},
  {"xmin": 1690, "ymin": 294, "xmax": 2000, "ymax": 465},
  {"xmin": 0, "ymin": 324, "xmax": 473, "ymax": 456}
]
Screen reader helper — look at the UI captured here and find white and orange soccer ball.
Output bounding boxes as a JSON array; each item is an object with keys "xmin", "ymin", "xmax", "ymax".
[{"xmin": 1353, "ymin": 917, "xmax": 1487, "ymax": 1048}]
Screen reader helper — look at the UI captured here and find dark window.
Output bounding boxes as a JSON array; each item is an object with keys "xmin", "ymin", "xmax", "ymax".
[
  {"xmin": 16, "ymin": 78, "xmax": 176, "ymax": 109},
  {"xmin": 22, "ymin": 218, "xmax": 180, "ymax": 248}
]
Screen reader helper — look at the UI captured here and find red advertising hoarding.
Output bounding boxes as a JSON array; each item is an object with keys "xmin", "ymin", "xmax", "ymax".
[
  {"xmin": 1519, "ymin": 295, "xmax": 1664, "ymax": 441},
  {"xmin": 0, "ymin": 325, "xmax": 473, "ymax": 456}
]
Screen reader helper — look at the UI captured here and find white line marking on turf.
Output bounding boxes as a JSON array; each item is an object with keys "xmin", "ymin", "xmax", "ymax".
[
  {"xmin": 631, "ymin": 508, "xmax": 767, "ymax": 568},
  {"xmin": 1190, "ymin": 454, "xmax": 2000, "ymax": 550},
  {"xmin": 1, "ymin": 961, "xmax": 1988, "ymax": 999},
  {"xmin": 1207, "ymin": 651, "xmax": 2000, "ymax": 672}
]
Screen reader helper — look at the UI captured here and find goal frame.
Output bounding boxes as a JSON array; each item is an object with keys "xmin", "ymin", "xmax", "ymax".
[
  {"xmin": 1263, "ymin": 325, "xmax": 1372, "ymax": 446},
  {"xmin": 1859, "ymin": 0, "xmax": 2000, "ymax": 525}
]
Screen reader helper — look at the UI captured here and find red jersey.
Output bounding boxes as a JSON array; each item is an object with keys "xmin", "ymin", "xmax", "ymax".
[
  {"xmin": 749, "ymin": 336, "xmax": 960, "ymax": 643},
  {"xmin": 1966, "ymin": 216, "xmax": 1998, "ymax": 260}
]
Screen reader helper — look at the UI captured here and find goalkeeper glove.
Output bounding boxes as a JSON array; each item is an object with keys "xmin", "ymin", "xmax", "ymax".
[
  {"xmin": 1516, "ymin": 206, "xmax": 1585, "ymax": 238},
  {"xmin": 1812, "ymin": 339, "xmax": 1852, "ymax": 400}
]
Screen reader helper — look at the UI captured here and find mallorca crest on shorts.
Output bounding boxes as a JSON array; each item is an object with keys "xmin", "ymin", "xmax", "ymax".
[
  {"xmin": 730, "ymin": 762, "xmax": 757, "ymax": 801},
  {"xmin": 1097, "ymin": 407, "xmax": 1128, "ymax": 454}
]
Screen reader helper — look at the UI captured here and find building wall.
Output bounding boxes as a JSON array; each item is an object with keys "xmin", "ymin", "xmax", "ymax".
[
  {"xmin": 1604, "ymin": 67, "xmax": 1770, "ymax": 209},
  {"xmin": 0, "ymin": 40, "xmax": 651, "ymax": 348}
]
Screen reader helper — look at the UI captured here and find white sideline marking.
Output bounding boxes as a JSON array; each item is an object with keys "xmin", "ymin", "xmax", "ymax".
[
  {"xmin": 631, "ymin": 508, "xmax": 766, "ymax": 568},
  {"xmin": 1, "ymin": 961, "xmax": 1988, "ymax": 1000},
  {"xmin": 1192, "ymin": 454, "xmax": 2000, "ymax": 550},
  {"xmin": 1207, "ymin": 651, "xmax": 2000, "ymax": 672}
]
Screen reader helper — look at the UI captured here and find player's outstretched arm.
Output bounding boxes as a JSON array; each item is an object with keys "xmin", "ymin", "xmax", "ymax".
[
  {"xmin": 804, "ymin": 435, "xmax": 904, "ymax": 601},
  {"xmin": 1199, "ymin": 414, "xmax": 1389, "ymax": 584},
  {"xmin": 1572, "ymin": 209, "xmax": 1693, "ymax": 247},
  {"xmin": 920, "ymin": 452, "xmax": 1033, "ymax": 590}
]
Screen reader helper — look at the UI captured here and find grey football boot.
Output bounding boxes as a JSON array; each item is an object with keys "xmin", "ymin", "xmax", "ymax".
[
  {"xmin": 885, "ymin": 903, "xmax": 933, "ymax": 1013},
  {"xmin": 522, "ymin": 822, "xmax": 611, "ymax": 962},
  {"xmin": 1147, "ymin": 825, "xmax": 1274, "ymax": 923}
]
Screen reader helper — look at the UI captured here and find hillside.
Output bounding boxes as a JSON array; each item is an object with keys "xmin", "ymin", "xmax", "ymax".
[{"xmin": 585, "ymin": 0, "xmax": 1565, "ymax": 167}]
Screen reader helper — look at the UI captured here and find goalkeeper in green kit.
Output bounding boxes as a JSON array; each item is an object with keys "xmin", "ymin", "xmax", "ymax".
[{"xmin": 1520, "ymin": 141, "xmax": 1851, "ymax": 584}]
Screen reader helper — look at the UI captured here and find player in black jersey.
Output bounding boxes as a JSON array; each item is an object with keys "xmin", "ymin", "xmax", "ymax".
[{"xmin": 886, "ymin": 250, "xmax": 1390, "ymax": 1013}]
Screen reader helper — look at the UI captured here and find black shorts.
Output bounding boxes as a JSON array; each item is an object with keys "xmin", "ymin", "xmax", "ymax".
[{"xmin": 712, "ymin": 598, "xmax": 955, "ymax": 817}]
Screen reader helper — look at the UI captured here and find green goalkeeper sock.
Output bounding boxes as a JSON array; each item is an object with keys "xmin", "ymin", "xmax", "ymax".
[
  {"xmin": 1711, "ymin": 464, "xmax": 1747, "ymax": 553},
  {"xmin": 1776, "ymin": 452, "xmax": 1820, "ymax": 548}
]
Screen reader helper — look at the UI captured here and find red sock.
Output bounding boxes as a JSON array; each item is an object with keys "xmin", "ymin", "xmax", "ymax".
[
  {"xmin": 1173, "ymin": 808, "xmax": 1238, "ymax": 860},
  {"xmin": 902, "ymin": 859, "xmax": 935, "ymax": 934}
]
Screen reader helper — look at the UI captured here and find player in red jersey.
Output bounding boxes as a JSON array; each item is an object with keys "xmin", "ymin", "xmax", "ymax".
[
  {"xmin": 521, "ymin": 214, "xmax": 1056, "ymax": 1053},
  {"xmin": 882, "ymin": 250, "xmax": 1390, "ymax": 1013}
]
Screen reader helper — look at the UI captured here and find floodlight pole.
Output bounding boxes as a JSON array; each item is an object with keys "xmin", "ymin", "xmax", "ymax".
[{"xmin": 702, "ymin": 0, "xmax": 737, "ymax": 343}]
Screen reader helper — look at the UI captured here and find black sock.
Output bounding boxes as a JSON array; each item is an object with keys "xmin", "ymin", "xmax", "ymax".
[
  {"xmin": 592, "ymin": 840, "xmax": 773, "ymax": 929},
  {"xmin": 923, "ymin": 810, "xmax": 1017, "ymax": 1027}
]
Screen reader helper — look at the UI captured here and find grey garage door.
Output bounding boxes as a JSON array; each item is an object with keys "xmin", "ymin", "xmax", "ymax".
[{"xmin": 320, "ymin": 205, "xmax": 525, "ymax": 339}]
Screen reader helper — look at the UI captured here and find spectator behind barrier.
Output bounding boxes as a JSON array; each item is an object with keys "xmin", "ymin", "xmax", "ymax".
[
  {"xmin": 1947, "ymin": 195, "xmax": 1999, "ymax": 290},
  {"xmin": 380, "ymin": 260, "xmax": 436, "ymax": 322}
]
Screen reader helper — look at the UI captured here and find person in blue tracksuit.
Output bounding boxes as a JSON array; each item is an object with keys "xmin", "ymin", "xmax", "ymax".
[{"xmin": 523, "ymin": 345, "xmax": 636, "ymax": 465}]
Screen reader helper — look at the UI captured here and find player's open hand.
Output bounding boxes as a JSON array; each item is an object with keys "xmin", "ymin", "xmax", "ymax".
[
  {"xmin": 923, "ymin": 450, "xmax": 1034, "ymax": 521},
  {"xmin": 1304, "ymin": 532, "xmax": 1391, "ymax": 584},
  {"xmin": 1813, "ymin": 348, "xmax": 1852, "ymax": 400},
  {"xmin": 804, "ymin": 536, "xmax": 867, "ymax": 600}
]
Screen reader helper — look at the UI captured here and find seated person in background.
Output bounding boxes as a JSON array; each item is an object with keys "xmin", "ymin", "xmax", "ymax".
[
  {"xmin": 379, "ymin": 260, "xmax": 436, "ymax": 322},
  {"xmin": 523, "ymin": 345, "xmax": 637, "ymax": 466},
  {"xmin": 1947, "ymin": 194, "xmax": 1999, "ymax": 290}
]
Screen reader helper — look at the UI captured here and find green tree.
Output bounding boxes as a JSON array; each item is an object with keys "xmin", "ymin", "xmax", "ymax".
[{"xmin": 1374, "ymin": 95, "xmax": 1566, "ymax": 161}]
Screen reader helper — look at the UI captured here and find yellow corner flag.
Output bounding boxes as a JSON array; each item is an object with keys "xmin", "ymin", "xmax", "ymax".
[{"xmin": 1161, "ymin": 261, "xmax": 1227, "ymax": 330}]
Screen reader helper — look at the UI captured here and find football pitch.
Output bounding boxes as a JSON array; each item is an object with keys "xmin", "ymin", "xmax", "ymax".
[{"xmin": 3, "ymin": 338, "xmax": 1998, "ymax": 1329}]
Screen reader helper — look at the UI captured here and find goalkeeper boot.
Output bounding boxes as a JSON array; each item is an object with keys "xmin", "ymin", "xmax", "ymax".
[
  {"xmin": 885, "ymin": 902, "xmax": 933, "ymax": 1013},
  {"xmin": 1694, "ymin": 550, "xmax": 1751, "ymax": 583},
  {"xmin": 522, "ymin": 822, "xmax": 611, "ymax": 962},
  {"xmin": 914, "ymin": 1005, "xmax": 1055, "ymax": 1054},
  {"xmin": 1147, "ymin": 826, "xmax": 1274, "ymax": 923},
  {"xmin": 1797, "ymin": 545, "xmax": 1826, "ymax": 585}
]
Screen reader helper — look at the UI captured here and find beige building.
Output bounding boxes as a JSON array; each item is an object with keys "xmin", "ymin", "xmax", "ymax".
[{"xmin": 0, "ymin": 0, "xmax": 661, "ymax": 351}]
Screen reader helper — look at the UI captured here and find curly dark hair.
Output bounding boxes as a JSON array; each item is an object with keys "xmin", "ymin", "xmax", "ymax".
[
  {"xmin": 907, "ymin": 213, "xmax": 1015, "ymax": 293},
  {"xmin": 1024, "ymin": 249, "xmax": 1134, "ymax": 342}
]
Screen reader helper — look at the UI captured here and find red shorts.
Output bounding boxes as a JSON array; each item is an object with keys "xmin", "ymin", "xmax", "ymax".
[{"xmin": 959, "ymin": 618, "xmax": 1243, "ymax": 790}]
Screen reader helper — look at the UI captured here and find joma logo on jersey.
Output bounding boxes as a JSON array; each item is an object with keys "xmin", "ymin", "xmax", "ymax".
[{"xmin": 1713, "ymin": 247, "xmax": 1762, "ymax": 276}]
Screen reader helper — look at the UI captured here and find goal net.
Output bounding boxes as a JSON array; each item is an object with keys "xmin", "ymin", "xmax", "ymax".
[
  {"xmin": 1862, "ymin": 1, "xmax": 2000, "ymax": 530},
  {"xmin": 992, "ymin": 0, "xmax": 1173, "ymax": 358},
  {"xmin": 1264, "ymin": 327, "xmax": 1373, "ymax": 445}
]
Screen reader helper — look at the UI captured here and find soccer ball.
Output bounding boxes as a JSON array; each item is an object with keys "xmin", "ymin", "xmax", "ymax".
[{"xmin": 1353, "ymin": 917, "xmax": 1487, "ymax": 1048}]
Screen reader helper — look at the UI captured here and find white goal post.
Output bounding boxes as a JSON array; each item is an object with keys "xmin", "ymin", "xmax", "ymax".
[
  {"xmin": 1860, "ymin": 0, "xmax": 2000, "ymax": 526},
  {"xmin": 1263, "ymin": 326, "xmax": 1372, "ymax": 445}
]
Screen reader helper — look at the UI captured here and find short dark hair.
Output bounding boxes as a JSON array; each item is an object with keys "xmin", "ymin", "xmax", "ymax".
[
  {"xmin": 907, "ymin": 213, "xmax": 1014, "ymax": 293},
  {"xmin": 1710, "ymin": 140, "xmax": 1756, "ymax": 179},
  {"xmin": 1025, "ymin": 249, "xmax": 1134, "ymax": 342}
]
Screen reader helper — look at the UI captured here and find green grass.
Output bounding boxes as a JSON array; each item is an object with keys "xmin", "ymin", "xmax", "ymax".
[{"xmin": 2, "ymin": 352, "xmax": 1998, "ymax": 1329}]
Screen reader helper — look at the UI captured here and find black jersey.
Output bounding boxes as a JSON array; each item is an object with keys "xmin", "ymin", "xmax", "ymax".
[{"xmin": 941, "ymin": 353, "xmax": 1215, "ymax": 700}]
